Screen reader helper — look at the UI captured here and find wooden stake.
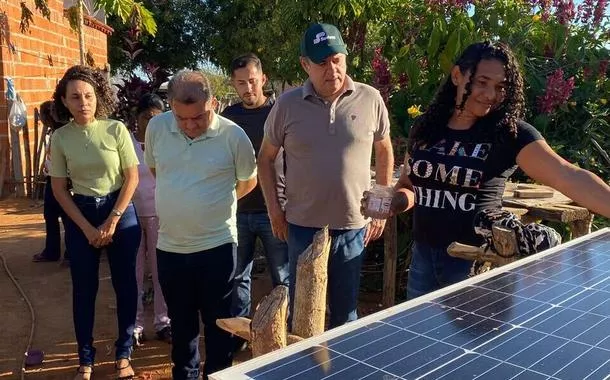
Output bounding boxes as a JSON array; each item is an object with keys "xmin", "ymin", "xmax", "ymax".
[
  {"xmin": 216, "ymin": 317, "xmax": 251, "ymax": 342},
  {"xmin": 570, "ymin": 213, "xmax": 594, "ymax": 238},
  {"xmin": 382, "ymin": 215, "xmax": 397, "ymax": 308},
  {"xmin": 23, "ymin": 120, "xmax": 32, "ymax": 197},
  {"xmin": 292, "ymin": 226, "xmax": 331, "ymax": 339},
  {"xmin": 513, "ymin": 189, "xmax": 554, "ymax": 198},
  {"xmin": 33, "ymin": 110, "xmax": 47, "ymax": 199},
  {"xmin": 447, "ymin": 225, "xmax": 518, "ymax": 267},
  {"xmin": 251, "ymin": 285, "xmax": 288, "ymax": 358},
  {"xmin": 490, "ymin": 225, "xmax": 518, "ymax": 257},
  {"xmin": 216, "ymin": 315, "xmax": 304, "ymax": 346},
  {"xmin": 10, "ymin": 125, "xmax": 25, "ymax": 197},
  {"xmin": 287, "ymin": 334, "xmax": 304, "ymax": 345},
  {"xmin": 0, "ymin": 140, "xmax": 7, "ymax": 198}
]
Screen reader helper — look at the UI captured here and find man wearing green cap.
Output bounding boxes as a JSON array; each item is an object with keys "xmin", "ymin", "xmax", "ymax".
[{"xmin": 258, "ymin": 23, "xmax": 394, "ymax": 329}]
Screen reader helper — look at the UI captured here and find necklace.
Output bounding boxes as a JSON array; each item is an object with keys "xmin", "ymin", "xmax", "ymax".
[{"xmin": 82, "ymin": 122, "xmax": 95, "ymax": 150}]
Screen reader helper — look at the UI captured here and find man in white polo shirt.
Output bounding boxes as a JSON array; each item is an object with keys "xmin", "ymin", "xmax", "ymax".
[{"xmin": 144, "ymin": 70, "xmax": 257, "ymax": 379}]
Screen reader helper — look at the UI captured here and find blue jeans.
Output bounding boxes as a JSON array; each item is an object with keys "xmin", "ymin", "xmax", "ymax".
[
  {"xmin": 406, "ymin": 241, "xmax": 472, "ymax": 300},
  {"xmin": 157, "ymin": 244, "xmax": 236, "ymax": 379},
  {"xmin": 62, "ymin": 190, "xmax": 140, "ymax": 365},
  {"xmin": 288, "ymin": 224, "xmax": 365, "ymax": 329},
  {"xmin": 232, "ymin": 212, "xmax": 289, "ymax": 317}
]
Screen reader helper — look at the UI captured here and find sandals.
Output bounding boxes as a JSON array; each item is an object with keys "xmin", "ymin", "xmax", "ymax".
[
  {"xmin": 115, "ymin": 358, "xmax": 135, "ymax": 380},
  {"xmin": 74, "ymin": 365, "xmax": 93, "ymax": 380}
]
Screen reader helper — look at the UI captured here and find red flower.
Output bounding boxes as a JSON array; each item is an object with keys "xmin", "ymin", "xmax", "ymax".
[
  {"xmin": 398, "ymin": 73, "xmax": 409, "ymax": 90},
  {"xmin": 594, "ymin": 0, "xmax": 608, "ymax": 26},
  {"xmin": 554, "ymin": 0, "xmax": 576, "ymax": 25},
  {"xmin": 372, "ymin": 47, "xmax": 392, "ymax": 104},
  {"xmin": 599, "ymin": 59, "xmax": 609, "ymax": 78},
  {"xmin": 537, "ymin": 68, "xmax": 575, "ymax": 114}
]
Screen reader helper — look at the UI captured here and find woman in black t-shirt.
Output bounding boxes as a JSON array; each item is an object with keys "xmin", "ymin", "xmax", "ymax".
[{"xmin": 364, "ymin": 42, "xmax": 610, "ymax": 299}]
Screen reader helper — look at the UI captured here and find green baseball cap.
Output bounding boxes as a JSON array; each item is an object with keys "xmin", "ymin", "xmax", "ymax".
[{"xmin": 300, "ymin": 23, "xmax": 348, "ymax": 64}]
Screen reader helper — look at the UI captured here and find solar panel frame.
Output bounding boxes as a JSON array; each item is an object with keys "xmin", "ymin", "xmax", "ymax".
[{"xmin": 210, "ymin": 228, "xmax": 610, "ymax": 380}]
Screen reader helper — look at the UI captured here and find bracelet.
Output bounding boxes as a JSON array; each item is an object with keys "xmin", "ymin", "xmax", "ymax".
[{"xmin": 111, "ymin": 208, "xmax": 123, "ymax": 217}]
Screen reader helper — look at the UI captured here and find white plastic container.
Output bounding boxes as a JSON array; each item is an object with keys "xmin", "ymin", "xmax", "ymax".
[{"xmin": 365, "ymin": 184, "xmax": 394, "ymax": 219}]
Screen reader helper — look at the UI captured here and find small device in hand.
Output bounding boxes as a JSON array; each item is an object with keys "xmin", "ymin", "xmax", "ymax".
[{"xmin": 365, "ymin": 184, "xmax": 394, "ymax": 219}]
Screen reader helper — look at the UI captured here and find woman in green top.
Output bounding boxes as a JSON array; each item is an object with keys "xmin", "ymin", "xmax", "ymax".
[{"xmin": 49, "ymin": 65, "xmax": 140, "ymax": 380}]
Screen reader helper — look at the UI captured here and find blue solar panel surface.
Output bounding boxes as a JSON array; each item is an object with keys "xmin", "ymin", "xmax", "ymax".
[{"xmin": 211, "ymin": 229, "xmax": 610, "ymax": 380}]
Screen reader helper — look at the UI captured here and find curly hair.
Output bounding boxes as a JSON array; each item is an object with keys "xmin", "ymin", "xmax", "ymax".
[
  {"xmin": 408, "ymin": 42, "xmax": 525, "ymax": 154},
  {"xmin": 52, "ymin": 65, "xmax": 116, "ymax": 123}
]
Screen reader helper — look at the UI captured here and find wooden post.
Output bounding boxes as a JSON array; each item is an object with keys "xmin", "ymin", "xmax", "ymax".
[
  {"xmin": 77, "ymin": 0, "xmax": 86, "ymax": 65},
  {"xmin": 33, "ymin": 110, "xmax": 47, "ymax": 199},
  {"xmin": 292, "ymin": 226, "xmax": 331, "ymax": 338},
  {"xmin": 447, "ymin": 225, "xmax": 518, "ymax": 268},
  {"xmin": 491, "ymin": 225, "xmax": 519, "ymax": 258},
  {"xmin": 22, "ymin": 119, "xmax": 32, "ymax": 197},
  {"xmin": 251, "ymin": 285, "xmax": 289, "ymax": 358},
  {"xmin": 382, "ymin": 215, "xmax": 397, "ymax": 308},
  {"xmin": 0, "ymin": 139, "xmax": 7, "ymax": 198},
  {"xmin": 570, "ymin": 213, "xmax": 594, "ymax": 238},
  {"xmin": 9, "ymin": 117, "xmax": 25, "ymax": 196},
  {"xmin": 216, "ymin": 314, "xmax": 304, "ymax": 347},
  {"xmin": 216, "ymin": 317, "xmax": 252, "ymax": 342}
]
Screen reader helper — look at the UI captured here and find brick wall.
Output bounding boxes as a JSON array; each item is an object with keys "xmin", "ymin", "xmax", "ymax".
[{"xmin": 0, "ymin": 0, "xmax": 111, "ymax": 197}]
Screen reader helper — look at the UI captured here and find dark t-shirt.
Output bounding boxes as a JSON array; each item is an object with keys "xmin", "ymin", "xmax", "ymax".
[
  {"xmin": 406, "ymin": 120, "xmax": 543, "ymax": 247},
  {"xmin": 221, "ymin": 98, "xmax": 285, "ymax": 213}
]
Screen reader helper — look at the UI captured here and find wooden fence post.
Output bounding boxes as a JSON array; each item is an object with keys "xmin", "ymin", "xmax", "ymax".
[
  {"xmin": 382, "ymin": 215, "xmax": 398, "ymax": 308},
  {"xmin": 292, "ymin": 226, "xmax": 331, "ymax": 339},
  {"xmin": 251, "ymin": 285, "xmax": 289, "ymax": 358}
]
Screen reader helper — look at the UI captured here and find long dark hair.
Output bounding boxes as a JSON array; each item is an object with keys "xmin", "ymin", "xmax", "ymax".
[
  {"xmin": 52, "ymin": 65, "xmax": 116, "ymax": 123},
  {"xmin": 408, "ymin": 42, "xmax": 525, "ymax": 154}
]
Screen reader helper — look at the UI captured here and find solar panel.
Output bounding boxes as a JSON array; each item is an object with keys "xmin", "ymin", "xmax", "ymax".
[{"xmin": 210, "ymin": 228, "xmax": 610, "ymax": 380}]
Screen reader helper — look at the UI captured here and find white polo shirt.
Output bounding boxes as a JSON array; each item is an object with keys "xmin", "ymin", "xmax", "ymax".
[{"xmin": 145, "ymin": 111, "xmax": 257, "ymax": 253}]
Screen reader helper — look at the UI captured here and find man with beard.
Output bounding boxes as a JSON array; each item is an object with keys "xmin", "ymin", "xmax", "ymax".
[{"xmin": 221, "ymin": 54, "xmax": 289, "ymax": 334}]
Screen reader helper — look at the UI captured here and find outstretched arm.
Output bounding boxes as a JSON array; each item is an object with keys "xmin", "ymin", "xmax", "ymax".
[{"xmin": 517, "ymin": 140, "xmax": 610, "ymax": 218}]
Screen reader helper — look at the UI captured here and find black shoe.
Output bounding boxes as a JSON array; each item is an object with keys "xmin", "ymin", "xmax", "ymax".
[
  {"xmin": 32, "ymin": 251, "xmax": 59, "ymax": 262},
  {"xmin": 155, "ymin": 326, "xmax": 172, "ymax": 344}
]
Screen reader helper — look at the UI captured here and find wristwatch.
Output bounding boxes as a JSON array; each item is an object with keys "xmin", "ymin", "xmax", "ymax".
[{"xmin": 111, "ymin": 208, "xmax": 123, "ymax": 217}]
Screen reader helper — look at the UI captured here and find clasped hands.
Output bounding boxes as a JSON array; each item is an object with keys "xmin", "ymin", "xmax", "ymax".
[{"xmin": 84, "ymin": 217, "xmax": 119, "ymax": 248}]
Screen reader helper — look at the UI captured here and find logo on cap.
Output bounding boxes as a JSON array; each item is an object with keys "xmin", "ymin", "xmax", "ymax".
[{"xmin": 313, "ymin": 32, "xmax": 337, "ymax": 45}]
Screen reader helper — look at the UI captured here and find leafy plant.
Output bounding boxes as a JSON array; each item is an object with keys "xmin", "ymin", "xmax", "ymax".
[{"xmin": 13, "ymin": 0, "xmax": 156, "ymax": 36}]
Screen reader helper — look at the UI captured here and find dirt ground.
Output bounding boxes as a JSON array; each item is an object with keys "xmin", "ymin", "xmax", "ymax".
[{"xmin": 0, "ymin": 197, "xmax": 384, "ymax": 380}]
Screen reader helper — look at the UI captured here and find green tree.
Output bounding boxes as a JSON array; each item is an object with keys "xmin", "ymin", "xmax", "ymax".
[
  {"xmin": 198, "ymin": 0, "xmax": 397, "ymax": 85},
  {"xmin": 15, "ymin": 0, "xmax": 156, "ymax": 64},
  {"xmin": 108, "ymin": 0, "xmax": 207, "ymax": 75}
]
